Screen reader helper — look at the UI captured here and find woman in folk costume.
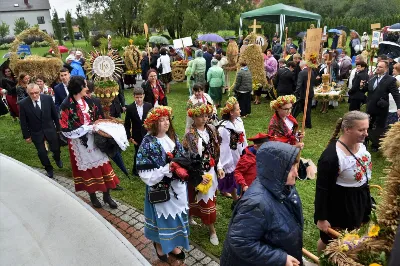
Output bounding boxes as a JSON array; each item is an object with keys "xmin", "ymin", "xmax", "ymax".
[
  {"xmin": 185, "ymin": 83, "xmax": 217, "ymax": 133},
  {"xmin": 218, "ymin": 97, "xmax": 248, "ymax": 205},
  {"xmin": 268, "ymin": 95, "xmax": 316, "ymax": 180},
  {"xmin": 182, "ymin": 103, "xmax": 225, "ymax": 246},
  {"xmin": 60, "ymin": 76, "xmax": 120, "ymax": 209},
  {"xmin": 136, "ymin": 106, "xmax": 188, "ymax": 262}
]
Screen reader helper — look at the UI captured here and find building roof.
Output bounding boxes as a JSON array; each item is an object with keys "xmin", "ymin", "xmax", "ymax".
[{"xmin": 0, "ymin": 0, "xmax": 51, "ymax": 12}]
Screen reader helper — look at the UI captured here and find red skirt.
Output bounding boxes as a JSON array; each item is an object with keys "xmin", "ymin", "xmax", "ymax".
[
  {"xmin": 5, "ymin": 95, "xmax": 19, "ymax": 117},
  {"xmin": 68, "ymin": 143, "xmax": 120, "ymax": 193},
  {"xmin": 188, "ymin": 184, "xmax": 216, "ymax": 225}
]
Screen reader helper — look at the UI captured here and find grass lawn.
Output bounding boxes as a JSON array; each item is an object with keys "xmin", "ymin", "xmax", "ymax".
[{"xmin": 0, "ymin": 78, "xmax": 388, "ymax": 258}]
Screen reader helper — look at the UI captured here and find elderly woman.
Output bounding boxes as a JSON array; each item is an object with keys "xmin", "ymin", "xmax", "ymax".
[
  {"xmin": 183, "ymin": 102, "xmax": 224, "ymax": 245},
  {"xmin": 1, "ymin": 67, "xmax": 18, "ymax": 120},
  {"xmin": 157, "ymin": 48, "xmax": 172, "ymax": 93},
  {"xmin": 207, "ymin": 59, "xmax": 225, "ymax": 107},
  {"xmin": 191, "ymin": 50, "xmax": 207, "ymax": 85},
  {"xmin": 221, "ymin": 141, "xmax": 303, "ymax": 266},
  {"xmin": 140, "ymin": 51, "xmax": 150, "ymax": 81},
  {"xmin": 59, "ymin": 76, "xmax": 120, "ymax": 209},
  {"xmin": 136, "ymin": 106, "xmax": 189, "ymax": 262},
  {"xmin": 142, "ymin": 69, "xmax": 167, "ymax": 107},
  {"xmin": 315, "ymin": 111, "xmax": 372, "ymax": 254},
  {"xmin": 233, "ymin": 62, "xmax": 252, "ymax": 118},
  {"xmin": 185, "ymin": 83, "xmax": 217, "ymax": 133}
]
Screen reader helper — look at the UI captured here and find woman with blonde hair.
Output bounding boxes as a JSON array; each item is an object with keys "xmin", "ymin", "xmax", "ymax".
[{"xmin": 314, "ymin": 111, "xmax": 372, "ymax": 254}]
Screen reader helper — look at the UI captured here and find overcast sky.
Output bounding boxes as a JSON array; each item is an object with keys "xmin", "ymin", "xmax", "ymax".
[{"xmin": 49, "ymin": 0, "xmax": 81, "ymax": 18}]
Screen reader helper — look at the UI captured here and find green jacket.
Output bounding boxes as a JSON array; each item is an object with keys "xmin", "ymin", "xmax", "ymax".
[
  {"xmin": 233, "ymin": 67, "xmax": 252, "ymax": 93},
  {"xmin": 191, "ymin": 57, "xmax": 206, "ymax": 76},
  {"xmin": 207, "ymin": 65, "xmax": 225, "ymax": 87}
]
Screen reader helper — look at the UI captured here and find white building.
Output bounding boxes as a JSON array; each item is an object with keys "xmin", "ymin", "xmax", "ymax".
[{"xmin": 0, "ymin": 0, "xmax": 53, "ymax": 36}]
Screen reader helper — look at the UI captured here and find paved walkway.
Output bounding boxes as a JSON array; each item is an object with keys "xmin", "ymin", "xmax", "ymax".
[{"xmin": 41, "ymin": 170, "xmax": 220, "ymax": 266}]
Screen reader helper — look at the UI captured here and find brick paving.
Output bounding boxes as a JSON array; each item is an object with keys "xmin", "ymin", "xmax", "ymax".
[{"xmin": 40, "ymin": 170, "xmax": 220, "ymax": 266}]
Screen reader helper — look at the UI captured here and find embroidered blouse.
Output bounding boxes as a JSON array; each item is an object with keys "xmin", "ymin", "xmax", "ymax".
[{"xmin": 336, "ymin": 143, "xmax": 372, "ymax": 187}]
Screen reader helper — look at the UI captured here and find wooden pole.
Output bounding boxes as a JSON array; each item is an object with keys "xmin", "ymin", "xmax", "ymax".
[
  {"xmin": 327, "ymin": 228, "xmax": 341, "ymax": 238},
  {"xmin": 301, "ymin": 67, "xmax": 312, "ymax": 133},
  {"xmin": 302, "ymin": 248, "xmax": 320, "ymax": 264}
]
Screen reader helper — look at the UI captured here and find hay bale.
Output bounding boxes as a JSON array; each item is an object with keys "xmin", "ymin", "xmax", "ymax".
[{"xmin": 226, "ymin": 41, "xmax": 239, "ymax": 70}]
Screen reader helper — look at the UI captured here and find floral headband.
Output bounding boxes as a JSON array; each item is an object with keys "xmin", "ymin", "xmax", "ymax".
[
  {"xmin": 220, "ymin": 97, "xmax": 238, "ymax": 115},
  {"xmin": 270, "ymin": 95, "xmax": 296, "ymax": 110},
  {"xmin": 187, "ymin": 103, "xmax": 213, "ymax": 118},
  {"xmin": 143, "ymin": 106, "xmax": 173, "ymax": 130}
]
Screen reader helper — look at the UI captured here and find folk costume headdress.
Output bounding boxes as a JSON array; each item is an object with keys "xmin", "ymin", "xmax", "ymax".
[
  {"xmin": 220, "ymin": 96, "xmax": 238, "ymax": 115},
  {"xmin": 187, "ymin": 101, "xmax": 214, "ymax": 118},
  {"xmin": 143, "ymin": 106, "xmax": 172, "ymax": 130},
  {"xmin": 270, "ymin": 95, "xmax": 296, "ymax": 110}
]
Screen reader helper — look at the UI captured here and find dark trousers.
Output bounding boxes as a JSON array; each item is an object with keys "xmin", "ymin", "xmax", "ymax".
[
  {"xmin": 32, "ymin": 135, "xmax": 60, "ymax": 172},
  {"xmin": 348, "ymin": 99, "xmax": 363, "ymax": 111},
  {"xmin": 292, "ymin": 98, "xmax": 312, "ymax": 128},
  {"xmin": 369, "ymin": 112, "xmax": 388, "ymax": 149},
  {"xmin": 237, "ymin": 92, "xmax": 251, "ymax": 116},
  {"xmin": 132, "ymin": 141, "xmax": 142, "ymax": 175}
]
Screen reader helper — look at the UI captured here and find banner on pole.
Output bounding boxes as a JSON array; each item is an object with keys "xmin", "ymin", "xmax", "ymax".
[
  {"xmin": 371, "ymin": 31, "xmax": 380, "ymax": 48},
  {"xmin": 305, "ymin": 28, "xmax": 322, "ymax": 62}
]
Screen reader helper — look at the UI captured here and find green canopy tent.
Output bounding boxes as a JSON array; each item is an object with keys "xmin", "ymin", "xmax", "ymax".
[{"xmin": 240, "ymin": 3, "xmax": 322, "ymax": 42}]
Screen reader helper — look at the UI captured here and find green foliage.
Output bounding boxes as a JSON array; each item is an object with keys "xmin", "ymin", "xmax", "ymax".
[
  {"xmin": 94, "ymin": 80, "xmax": 118, "ymax": 88},
  {"xmin": 0, "ymin": 43, "xmax": 11, "ymax": 50},
  {"xmin": 90, "ymin": 33, "xmax": 107, "ymax": 47},
  {"xmin": 14, "ymin": 18, "xmax": 30, "ymax": 35},
  {"xmin": 0, "ymin": 21, "xmax": 10, "ymax": 38},
  {"xmin": 65, "ymin": 10, "xmax": 75, "ymax": 46},
  {"xmin": 99, "ymin": 35, "xmax": 147, "ymax": 51},
  {"xmin": 76, "ymin": 5, "xmax": 90, "ymax": 43},
  {"xmin": 31, "ymin": 41, "xmax": 50, "ymax": 48},
  {"xmin": 217, "ymin": 30, "xmax": 236, "ymax": 38},
  {"xmin": 51, "ymin": 10, "xmax": 63, "ymax": 45}
]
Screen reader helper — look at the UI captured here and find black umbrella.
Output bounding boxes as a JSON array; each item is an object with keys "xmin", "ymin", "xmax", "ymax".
[
  {"xmin": 336, "ymin": 25, "xmax": 349, "ymax": 33},
  {"xmin": 378, "ymin": 41, "xmax": 400, "ymax": 58},
  {"xmin": 297, "ymin": 31, "xmax": 306, "ymax": 38},
  {"xmin": 388, "ymin": 23, "xmax": 400, "ymax": 32},
  {"xmin": 224, "ymin": 36, "xmax": 237, "ymax": 40}
]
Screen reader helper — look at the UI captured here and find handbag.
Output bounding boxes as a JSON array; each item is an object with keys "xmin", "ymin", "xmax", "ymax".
[
  {"xmin": 337, "ymin": 140, "xmax": 376, "ymax": 209},
  {"xmin": 148, "ymin": 181, "xmax": 170, "ymax": 204},
  {"xmin": 157, "ymin": 58, "xmax": 163, "ymax": 74}
]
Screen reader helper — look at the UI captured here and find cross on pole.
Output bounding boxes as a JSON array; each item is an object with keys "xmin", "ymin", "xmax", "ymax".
[{"xmin": 248, "ymin": 19, "xmax": 261, "ymax": 34}]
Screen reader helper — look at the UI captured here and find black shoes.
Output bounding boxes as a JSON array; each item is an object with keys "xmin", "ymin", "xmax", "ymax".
[
  {"xmin": 89, "ymin": 193, "xmax": 102, "ymax": 208},
  {"xmin": 46, "ymin": 169, "xmax": 54, "ymax": 178},
  {"xmin": 55, "ymin": 160, "xmax": 63, "ymax": 168},
  {"xmin": 169, "ymin": 249, "xmax": 185, "ymax": 260},
  {"xmin": 153, "ymin": 242, "xmax": 168, "ymax": 262},
  {"xmin": 112, "ymin": 184, "xmax": 124, "ymax": 191},
  {"xmin": 103, "ymin": 191, "xmax": 118, "ymax": 209}
]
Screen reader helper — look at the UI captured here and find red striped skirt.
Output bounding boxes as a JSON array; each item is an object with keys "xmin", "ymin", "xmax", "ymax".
[
  {"xmin": 68, "ymin": 143, "xmax": 119, "ymax": 193},
  {"xmin": 188, "ymin": 184, "xmax": 216, "ymax": 225}
]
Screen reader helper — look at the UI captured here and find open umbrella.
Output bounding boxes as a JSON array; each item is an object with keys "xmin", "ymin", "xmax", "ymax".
[
  {"xmin": 388, "ymin": 23, "xmax": 400, "ymax": 32},
  {"xmin": 197, "ymin": 33, "xmax": 225, "ymax": 43},
  {"xmin": 328, "ymin": 29, "xmax": 341, "ymax": 34},
  {"xmin": 378, "ymin": 41, "xmax": 400, "ymax": 59},
  {"xmin": 149, "ymin": 36, "xmax": 170, "ymax": 44},
  {"xmin": 336, "ymin": 25, "xmax": 349, "ymax": 33},
  {"xmin": 49, "ymin": 45, "xmax": 69, "ymax": 54},
  {"xmin": 297, "ymin": 31, "xmax": 306, "ymax": 38},
  {"xmin": 224, "ymin": 36, "xmax": 237, "ymax": 40}
]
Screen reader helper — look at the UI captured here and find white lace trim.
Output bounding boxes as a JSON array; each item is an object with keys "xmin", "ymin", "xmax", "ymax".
[
  {"xmin": 70, "ymin": 133, "xmax": 109, "ymax": 171},
  {"xmin": 93, "ymin": 122, "xmax": 130, "ymax": 151}
]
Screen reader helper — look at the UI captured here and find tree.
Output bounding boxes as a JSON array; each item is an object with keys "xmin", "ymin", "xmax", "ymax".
[
  {"xmin": 76, "ymin": 5, "xmax": 90, "ymax": 43},
  {"xmin": 52, "ymin": 10, "xmax": 63, "ymax": 44},
  {"xmin": 65, "ymin": 10, "xmax": 75, "ymax": 45},
  {"xmin": 14, "ymin": 18, "xmax": 30, "ymax": 35},
  {"xmin": 0, "ymin": 21, "xmax": 10, "ymax": 38}
]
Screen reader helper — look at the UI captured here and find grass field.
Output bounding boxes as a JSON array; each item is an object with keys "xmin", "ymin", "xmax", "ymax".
[{"xmin": 0, "ymin": 78, "xmax": 388, "ymax": 258}]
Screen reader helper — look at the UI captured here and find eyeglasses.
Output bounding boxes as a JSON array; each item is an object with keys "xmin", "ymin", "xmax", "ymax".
[
  {"xmin": 280, "ymin": 107, "xmax": 292, "ymax": 111},
  {"xmin": 149, "ymin": 75, "xmax": 157, "ymax": 78}
]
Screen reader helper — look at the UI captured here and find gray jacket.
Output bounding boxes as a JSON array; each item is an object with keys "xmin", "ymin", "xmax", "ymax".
[{"xmin": 233, "ymin": 68, "xmax": 253, "ymax": 93}]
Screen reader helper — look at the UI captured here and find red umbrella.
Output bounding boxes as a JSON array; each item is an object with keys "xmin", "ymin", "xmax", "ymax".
[{"xmin": 49, "ymin": 45, "xmax": 69, "ymax": 54}]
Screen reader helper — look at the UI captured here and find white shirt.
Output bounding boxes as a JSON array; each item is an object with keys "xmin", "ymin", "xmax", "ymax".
[
  {"xmin": 284, "ymin": 117, "xmax": 294, "ymax": 130},
  {"xmin": 336, "ymin": 143, "xmax": 372, "ymax": 187},
  {"xmin": 389, "ymin": 75, "xmax": 400, "ymax": 113},
  {"xmin": 136, "ymin": 103, "xmax": 144, "ymax": 120},
  {"xmin": 32, "ymin": 98, "xmax": 41, "ymax": 109},
  {"xmin": 63, "ymin": 83, "xmax": 69, "ymax": 96},
  {"xmin": 157, "ymin": 55, "xmax": 172, "ymax": 74}
]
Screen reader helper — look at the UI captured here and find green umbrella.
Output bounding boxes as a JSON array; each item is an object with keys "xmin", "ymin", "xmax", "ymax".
[{"xmin": 149, "ymin": 36, "xmax": 170, "ymax": 44}]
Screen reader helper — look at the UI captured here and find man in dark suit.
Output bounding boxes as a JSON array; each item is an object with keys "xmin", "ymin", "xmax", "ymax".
[
  {"xmin": 19, "ymin": 83, "xmax": 63, "ymax": 178},
  {"xmin": 54, "ymin": 68, "xmax": 70, "ymax": 111},
  {"xmin": 292, "ymin": 60, "xmax": 316, "ymax": 129},
  {"xmin": 274, "ymin": 61, "xmax": 296, "ymax": 96},
  {"xmin": 362, "ymin": 61, "xmax": 400, "ymax": 152},
  {"xmin": 124, "ymin": 87, "xmax": 152, "ymax": 175}
]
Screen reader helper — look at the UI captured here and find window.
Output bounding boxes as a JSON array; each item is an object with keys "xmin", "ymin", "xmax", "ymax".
[
  {"xmin": 20, "ymin": 17, "xmax": 24, "ymax": 20},
  {"xmin": 37, "ymin": 16, "xmax": 45, "ymax": 24}
]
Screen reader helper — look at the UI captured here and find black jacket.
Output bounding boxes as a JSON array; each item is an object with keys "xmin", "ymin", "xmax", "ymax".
[
  {"xmin": 141, "ymin": 56, "xmax": 150, "ymax": 79},
  {"xmin": 365, "ymin": 74, "xmax": 400, "ymax": 115},
  {"xmin": 274, "ymin": 67, "xmax": 295, "ymax": 96},
  {"xmin": 19, "ymin": 94, "xmax": 60, "ymax": 142},
  {"xmin": 110, "ymin": 79, "xmax": 126, "ymax": 118},
  {"xmin": 150, "ymin": 53, "xmax": 160, "ymax": 70},
  {"xmin": 124, "ymin": 102, "xmax": 152, "ymax": 143},
  {"xmin": 295, "ymin": 68, "xmax": 315, "ymax": 100},
  {"xmin": 349, "ymin": 69, "xmax": 369, "ymax": 101},
  {"xmin": 142, "ymin": 80, "xmax": 167, "ymax": 107},
  {"xmin": 1, "ymin": 78, "xmax": 17, "ymax": 95},
  {"xmin": 221, "ymin": 142, "xmax": 303, "ymax": 266}
]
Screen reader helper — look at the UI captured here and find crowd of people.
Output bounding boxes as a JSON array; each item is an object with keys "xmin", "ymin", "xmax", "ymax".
[{"xmin": 0, "ymin": 32, "xmax": 400, "ymax": 265}]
